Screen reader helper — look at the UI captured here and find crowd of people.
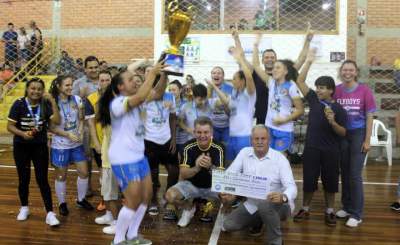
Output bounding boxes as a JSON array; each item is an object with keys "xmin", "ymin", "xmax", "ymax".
[{"xmin": 7, "ymin": 24, "xmax": 398, "ymax": 245}]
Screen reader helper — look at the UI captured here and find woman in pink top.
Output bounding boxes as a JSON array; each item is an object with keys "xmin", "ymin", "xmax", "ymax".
[{"xmin": 333, "ymin": 60, "xmax": 376, "ymax": 227}]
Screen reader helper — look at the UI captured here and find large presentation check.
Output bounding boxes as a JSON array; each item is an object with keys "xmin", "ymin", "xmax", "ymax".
[{"xmin": 211, "ymin": 169, "xmax": 269, "ymax": 200}]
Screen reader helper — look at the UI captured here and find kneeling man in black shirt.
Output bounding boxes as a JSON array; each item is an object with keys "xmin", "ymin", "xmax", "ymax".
[{"xmin": 164, "ymin": 116, "xmax": 225, "ymax": 227}]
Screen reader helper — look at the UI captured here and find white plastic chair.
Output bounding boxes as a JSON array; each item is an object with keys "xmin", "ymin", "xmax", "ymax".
[{"xmin": 364, "ymin": 119, "xmax": 392, "ymax": 166}]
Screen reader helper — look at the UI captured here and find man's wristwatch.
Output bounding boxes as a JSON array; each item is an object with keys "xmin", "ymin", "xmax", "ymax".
[{"xmin": 282, "ymin": 194, "xmax": 288, "ymax": 203}]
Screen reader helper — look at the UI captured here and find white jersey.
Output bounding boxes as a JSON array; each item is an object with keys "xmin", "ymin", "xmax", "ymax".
[
  {"xmin": 143, "ymin": 92, "xmax": 176, "ymax": 145},
  {"xmin": 51, "ymin": 95, "xmax": 83, "ymax": 149},
  {"xmin": 265, "ymin": 80, "xmax": 301, "ymax": 132},
  {"xmin": 108, "ymin": 96, "xmax": 145, "ymax": 165},
  {"xmin": 229, "ymin": 89, "xmax": 256, "ymax": 137}
]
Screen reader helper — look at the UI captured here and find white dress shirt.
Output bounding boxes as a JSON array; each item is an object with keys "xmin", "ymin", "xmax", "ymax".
[{"xmin": 227, "ymin": 147, "xmax": 297, "ymax": 214}]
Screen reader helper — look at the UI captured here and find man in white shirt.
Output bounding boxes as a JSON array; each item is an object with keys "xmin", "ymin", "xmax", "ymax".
[{"xmin": 221, "ymin": 124, "xmax": 297, "ymax": 245}]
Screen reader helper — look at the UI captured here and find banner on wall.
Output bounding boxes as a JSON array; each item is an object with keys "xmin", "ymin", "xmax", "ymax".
[{"xmin": 164, "ymin": 37, "xmax": 200, "ymax": 63}]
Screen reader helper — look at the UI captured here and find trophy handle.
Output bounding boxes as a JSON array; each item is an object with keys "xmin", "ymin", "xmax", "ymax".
[
  {"xmin": 187, "ymin": 5, "xmax": 196, "ymax": 19},
  {"xmin": 168, "ymin": 0, "xmax": 179, "ymax": 14}
]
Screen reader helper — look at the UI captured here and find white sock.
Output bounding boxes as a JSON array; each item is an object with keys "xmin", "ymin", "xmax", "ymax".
[
  {"xmin": 105, "ymin": 210, "xmax": 112, "ymax": 218},
  {"xmin": 302, "ymin": 206, "xmax": 310, "ymax": 212},
  {"xmin": 114, "ymin": 206, "xmax": 136, "ymax": 244},
  {"xmin": 77, "ymin": 177, "xmax": 88, "ymax": 202},
  {"xmin": 55, "ymin": 180, "xmax": 66, "ymax": 204},
  {"xmin": 127, "ymin": 204, "xmax": 147, "ymax": 240},
  {"xmin": 326, "ymin": 208, "xmax": 334, "ymax": 214}
]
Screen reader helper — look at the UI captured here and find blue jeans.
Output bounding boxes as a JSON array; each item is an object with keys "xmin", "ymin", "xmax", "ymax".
[{"xmin": 340, "ymin": 128, "xmax": 366, "ymax": 220}]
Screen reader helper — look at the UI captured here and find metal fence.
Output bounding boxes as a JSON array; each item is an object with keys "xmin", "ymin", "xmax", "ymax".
[{"xmin": 163, "ymin": 0, "xmax": 338, "ymax": 32}]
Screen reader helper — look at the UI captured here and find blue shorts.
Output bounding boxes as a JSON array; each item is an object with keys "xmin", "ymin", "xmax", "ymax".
[
  {"xmin": 268, "ymin": 128, "xmax": 294, "ymax": 152},
  {"xmin": 227, "ymin": 136, "xmax": 251, "ymax": 161},
  {"xmin": 111, "ymin": 158, "xmax": 150, "ymax": 192},
  {"xmin": 51, "ymin": 145, "xmax": 87, "ymax": 168},
  {"xmin": 213, "ymin": 127, "xmax": 229, "ymax": 144}
]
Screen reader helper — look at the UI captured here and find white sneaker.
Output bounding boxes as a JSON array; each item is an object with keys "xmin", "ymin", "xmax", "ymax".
[
  {"xmin": 335, "ymin": 209, "xmax": 350, "ymax": 218},
  {"xmin": 177, "ymin": 206, "xmax": 196, "ymax": 228},
  {"xmin": 345, "ymin": 218, "xmax": 362, "ymax": 227},
  {"xmin": 17, "ymin": 206, "xmax": 30, "ymax": 221},
  {"xmin": 95, "ymin": 211, "xmax": 114, "ymax": 225},
  {"xmin": 46, "ymin": 212, "xmax": 60, "ymax": 226},
  {"xmin": 103, "ymin": 221, "xmax": 116, "ymax": 235}
]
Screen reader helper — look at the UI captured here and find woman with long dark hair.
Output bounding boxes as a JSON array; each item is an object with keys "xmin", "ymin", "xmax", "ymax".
[
  {"xmin": 98, "ymin": 60, "xmax": 165, "ymax": 245},
  {"xmin": 49, "ymin": 75, "xmax": 93, "ymax": 217},
  {"xmin": 334, "ymin": 60, "xmax": 376, "ymax": 227},
  {"xmin": 7, "ymin": 77, "xmax": 61, "ymax": 226}
]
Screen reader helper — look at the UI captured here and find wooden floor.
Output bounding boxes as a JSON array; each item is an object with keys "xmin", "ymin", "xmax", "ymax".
[{"xmin": 0, "ymin": 145, "xmax": 399, "ymax": 245}]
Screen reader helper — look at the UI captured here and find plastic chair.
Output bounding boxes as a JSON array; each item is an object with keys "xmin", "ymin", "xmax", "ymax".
[{"xmin": 364, "ymin": 119, "xmax": 392, "ymax": 166}]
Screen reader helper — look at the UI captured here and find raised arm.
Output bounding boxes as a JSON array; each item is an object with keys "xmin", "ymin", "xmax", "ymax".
[
  {"xmin": 127, "ymin": 59, "xmax": 150, "ymax": 74},
  {"xmin": 206, "ymin": 79, "xmax": 229, "ymax": 109},
  {"xmin": 127, "ymin": 60, "xmax": 166, "ymax": 108},
  {"xmin": 147, "ymin": 72, "xmax": 168, "ymax": 101},
  {"xmin": 252, "ymin": 33, "xmax": 270, "ymax": 84},
  {"xmin": 230, "ymin": 30, "xmax": 256, "ymax": 95},
  {"xmin": 295, "ymin": 49, "xmax": 316, "ymax": 97},
  {"xmin": 294, "ymin": 23, "xmax": 314, "ymax": 71}
]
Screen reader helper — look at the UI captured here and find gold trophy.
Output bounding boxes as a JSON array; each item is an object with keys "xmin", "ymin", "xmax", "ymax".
[{"xmin": 164, "ymin": 0, "xmax": 194, "ymax": 76}]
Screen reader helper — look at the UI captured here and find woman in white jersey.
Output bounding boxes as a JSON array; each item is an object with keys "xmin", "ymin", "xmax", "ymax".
[
  {"xmin": 207, "ymin": 44, "xmax": 256, "ymax": 162},
  {"xmin": 98, "ymin": 61, "xmax": 165, "ymax": 245},
  {"xmin": 253, "ymin": 36, "xmax": 304, "ymax": 153},
  {"xmin": 49, "ymin": 75, "xmax": 93, "ymax": 216}
]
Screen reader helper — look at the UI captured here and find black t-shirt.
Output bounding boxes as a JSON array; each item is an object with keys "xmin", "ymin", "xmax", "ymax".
[
  {"xmin": 305, "ymin": 90, "xmax": 347, "ymax": 151},
  {"xmin": 180, "ymin": 138, "xmax": 225, "ymax": 189},
  {"xmin": 253, "ymin": 71, "xmax": 269, "ymax": 124},
  {"xmin": 8, "ymin": 97, "xmax": 53, "ymax": 144}
]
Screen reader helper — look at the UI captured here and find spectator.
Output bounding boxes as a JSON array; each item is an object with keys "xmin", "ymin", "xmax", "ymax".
[
  {"xmin": 186, "ymin": 74, "xmax": 195, "ymax": 87},
  {"xmin": 100, "ymin": 60, "xmax": 108, "ymax": 71},
  {"xmin": 58, "ymin": 51, "xmax": 74, "ymax": 75},
  {"xmin": 28, "ymin": 21, "xmax": 43, "ymax": 74},
  {"xmin": 2, "ymin": 23, "xmax": 18, "ymax": 69},
  {"xmin": 221, "ymin": 125, "xmax": 297, "ymax": 245},
  {"xmin": 73, "ymin": 58, "xmax": 85, "ymax": 79},
  {"xmin": 17, "ymin": 27, "xmax": 30, "ymax": 66},
  {"xmin": 72, "ymin": 56, "xmax": 100, "ymax": 98}
]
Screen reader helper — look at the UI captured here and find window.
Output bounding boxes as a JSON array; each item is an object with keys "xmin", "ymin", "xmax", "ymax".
[{"xmin": 163, "ymin": 0, "xmax": 338, "ymax": 33}]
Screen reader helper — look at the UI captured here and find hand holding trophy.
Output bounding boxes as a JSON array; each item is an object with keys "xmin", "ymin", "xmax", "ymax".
[{"xmin": 163, "ymin": 0, "xmax": 195, "ymax": 76}]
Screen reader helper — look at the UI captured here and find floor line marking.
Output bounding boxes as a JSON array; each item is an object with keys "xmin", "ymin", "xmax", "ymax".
[
  {"xmin": 0, "ymin": 164, "xmax": 397, "ymax": 185},
  {"xmin": 209, "ymin": 204, "xmax": 223, "ymax": 245}
]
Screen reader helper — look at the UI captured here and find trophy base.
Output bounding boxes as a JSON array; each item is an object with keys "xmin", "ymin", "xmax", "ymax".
[{"xmin": 163, "ymin": 53, "xmax": 184, "ymax": 77}]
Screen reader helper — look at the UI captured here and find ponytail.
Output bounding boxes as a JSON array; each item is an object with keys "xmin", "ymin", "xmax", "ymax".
[
  {"xmin": 48, "ymin": 75, "xmax": 74, "ymax": 108},
  {"xmin": 97, "ymin": 72, "xmax": 124, "ymax": 126}
]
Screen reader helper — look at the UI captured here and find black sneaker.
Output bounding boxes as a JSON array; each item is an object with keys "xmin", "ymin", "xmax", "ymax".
[
  {"xmin": 76, "ymin": 199, "xmax": 94, "ymax": 211},
  {"xmin": 390, "ymin": 202, "xmax": 400, "ymax": 211},
  {"xmin": 59, "ymin": 202, "xmax": 69, "ymax": 216},
  {"xmin": 231, "ymin": 199, "xmax": 241, "ymax": 208},
  {"xmin": 293, "ymin": 209, "xmax": 310, "ymax": 222},
  {"xmin": 248, "ymin": 223, "xmax": 263, "ymax": 237},
  {"xmin": 163, "ymin": 208, "xmax": 178, "ymax": 221},
  {"xmin": 325, "ymin": 212, "xmax": 337, "ymax": 226}
]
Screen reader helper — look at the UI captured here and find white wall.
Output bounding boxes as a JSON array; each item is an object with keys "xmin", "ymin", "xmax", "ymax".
[{"xmin": 154, "ymin": 0, "xmax": 347, "ymax": 88}]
